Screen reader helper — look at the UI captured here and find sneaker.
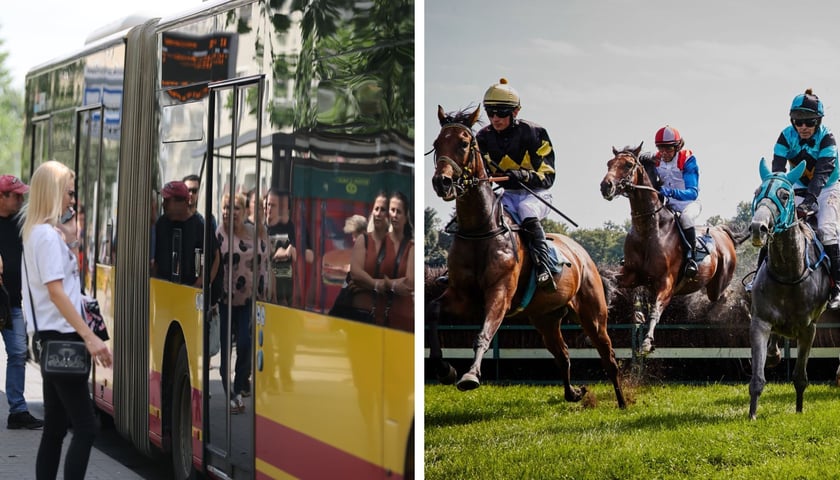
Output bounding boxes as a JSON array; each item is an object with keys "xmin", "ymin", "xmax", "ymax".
[
  {"xmin": 8, "ymin": 411, "xmax": 44, "ymax": 430},
  {"xmin": 230, "ymin": 394, "xmax": 245, "ymax": 414},
  {"xmin": 240, "ymin": 388, "xmax": 251, "ymax": 398}
]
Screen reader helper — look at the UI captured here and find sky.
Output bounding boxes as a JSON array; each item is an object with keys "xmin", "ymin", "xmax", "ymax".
[
  {"xmin": 2, "ymin": 0, "xmax": 205, "ymax": 90},
  {"xmin": 424, "ymin": 0, "xmax": 840, "ymax": 229}
]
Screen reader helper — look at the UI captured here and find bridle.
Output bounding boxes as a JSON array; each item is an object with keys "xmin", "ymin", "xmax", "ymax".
[
  {"xmin": 434, "ymin": 122, "xmax": 489, "ymax": 198},
  {"xmin": 610, "ymin": 151, "xmax": 665, "ymax": 218},
  {"xmin": 752, "ymin": 174, "xmax": 797, "ymax": 234},
  {"xmin": 434, "ymin": 122, "xmax": 513, "ymax": 241}
]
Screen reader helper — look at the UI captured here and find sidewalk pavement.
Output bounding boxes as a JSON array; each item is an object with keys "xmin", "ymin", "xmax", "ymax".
[{"xmin": 0, "ymin": 350, "xmax": 154, "ymax": 479}]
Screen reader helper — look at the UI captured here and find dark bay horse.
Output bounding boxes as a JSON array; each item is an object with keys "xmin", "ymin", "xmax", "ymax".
[
  {"xmin": 748, "ymin": 158, "xmax": 830, "ymax": 420},
  {"xmin": 600, "ymin": 143, "xmax": 746, "ymax": 355},
  {"xmin": 429, "ymin": 105, "xmax": 626, "ymax": 408}
]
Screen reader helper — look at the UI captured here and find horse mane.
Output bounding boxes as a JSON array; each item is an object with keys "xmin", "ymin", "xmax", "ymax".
[{"xmin": 440, "ymin": 105, "xmax": 483, "ymax": 129}]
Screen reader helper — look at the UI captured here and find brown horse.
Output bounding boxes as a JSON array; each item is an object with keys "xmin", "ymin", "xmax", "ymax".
[
  {"xmin": 599, "ymin": 143, "xmax": 747, "ymax": 354},
  {"xmin": 429, "ymin": 105, "xmax": 626, "ymax": 408}
]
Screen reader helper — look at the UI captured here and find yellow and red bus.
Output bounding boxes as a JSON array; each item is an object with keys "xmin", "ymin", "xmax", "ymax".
[{"xmin": 21, "ymin": 0, "xmax": 414, "ymax": 478}]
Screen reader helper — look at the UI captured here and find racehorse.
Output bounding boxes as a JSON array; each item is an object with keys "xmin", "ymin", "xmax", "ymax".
[
  {"xmin": 599, "ymin": 143, "xmax": 746, "ymax": 355},
  {"xmin": 429, "ymin": 105, "xmax": 626, "ymax": 408},
  {"xmin": 748, "ymin": 158, "xmax": 830, "ymax": 420}
]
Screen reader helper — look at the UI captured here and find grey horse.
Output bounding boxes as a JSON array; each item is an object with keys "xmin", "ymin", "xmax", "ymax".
[{"xmin": 748, "ymin": 158, "xmax": 830, "ymax": 420}]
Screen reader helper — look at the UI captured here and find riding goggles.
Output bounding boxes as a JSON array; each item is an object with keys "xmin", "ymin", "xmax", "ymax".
[
  {"xmin": 485, "ymin": 107, "xmax": 514, "ymax": 118},
  {"xmin": 792, "ymin": 118, "xmax": 818, "ymax": 127}
]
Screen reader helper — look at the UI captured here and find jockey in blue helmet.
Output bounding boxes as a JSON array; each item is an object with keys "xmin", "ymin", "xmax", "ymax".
[{"xmin": 771, "ymin": 88, "xmax": 840, "ymax": 309}]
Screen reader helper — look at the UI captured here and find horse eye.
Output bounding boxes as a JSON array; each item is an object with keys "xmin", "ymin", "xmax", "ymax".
[
  {"xmin": 459, "ymin": 140, "xmax": 469, "ymax": 150},
  {"xmin": 776, "ymin": 188, "xmax": 790, "ymax": 202}
]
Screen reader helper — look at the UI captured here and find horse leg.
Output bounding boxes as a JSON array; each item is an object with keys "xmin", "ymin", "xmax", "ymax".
[
  {"xmin": 793, "ymin": 323, "xmax": 817, "ymax": 413},
  {"xmin": 532, "ymin": 312, "xmax": 585, "ymax": 403},
  {"xmin": 576, "ymin": 309, "xmax": 627, "ymax": 409},
  {"xmin": 640, "ymin": 302, "xmax": 664, "ymax": 355},
  {"xmin": 457, "ymin": 299, "xmax": 507, "ymax": 391},
  {"xmin": 765, "ymin": 334, "xmax": 782, "ymax": 369},
  {"xmin": 749, "ymin": 318, "xmax": 771, "ymax": 420},
  {"xmin": 426, "ymin": 297, "xmax": 457, "ymax": 385}
]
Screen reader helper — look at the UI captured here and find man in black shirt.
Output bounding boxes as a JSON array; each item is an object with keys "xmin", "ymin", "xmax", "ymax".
[
  {"xmin": 153, "ymin": 181, "xmax": 207, "ymax": 286},
  {"xmin": 0, "ymin": 175, "xmax": 43, "ymax": 429}
]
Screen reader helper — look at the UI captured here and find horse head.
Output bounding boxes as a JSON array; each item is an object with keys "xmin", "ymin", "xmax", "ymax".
[
  {"xmin": 600, "ymin": 142, "xmax": 652, "ymax": 200},
  {"xmin": 750, "ymin": 158, "xmax": 806, "ymax": 247},
  {"xmin": 431, "ymin": 105, "xmax": 483, "ymax": 201}
]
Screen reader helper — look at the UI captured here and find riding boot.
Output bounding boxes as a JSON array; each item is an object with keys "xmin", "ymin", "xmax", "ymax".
[
  {"xmin": 825, "ymin": 244, "xmax": 840, "ymax": 310},
  {"xmin": 683, "ymin": 226, "xmax": 698, "ymax": 278},
  {"xmin": 521, "ymin": 217, "xmax": 556, "ymax": 291}
]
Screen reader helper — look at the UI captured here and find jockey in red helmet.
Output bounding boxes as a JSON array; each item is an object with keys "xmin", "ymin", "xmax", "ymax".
[{"xmin": 640, "ymin": 125, "xmax": 702, "ymax": 277}]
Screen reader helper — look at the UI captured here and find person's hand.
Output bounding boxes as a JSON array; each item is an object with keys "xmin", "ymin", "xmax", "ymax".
[
  {"xmin": 796, "ymin": 194, "xmax": 819, "ymax": 219},
  {"xmin": 507, "ymin": 169, "xmax": 531, "ymax": 184},
  {"xmin": 85, "ymin": 335, "xmax": 112, "ymax": 368}
]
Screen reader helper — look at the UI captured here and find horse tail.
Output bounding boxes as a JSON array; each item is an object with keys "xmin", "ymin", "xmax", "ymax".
[{"xmin": 720, "ymin": 224, "xmax": 750, "ymax": 246}]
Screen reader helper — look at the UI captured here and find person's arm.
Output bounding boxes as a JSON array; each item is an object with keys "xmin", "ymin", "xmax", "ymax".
[
  {"xmin": 349, "ymin": 235, "xmax": 380, "ymax": 293},
  {"xmin": 45, "ymin": 280, "xmax": 111, "ymax": 367},
  {"xmin": 384, "ymin": 245, "xmax": 414, "ymax": 297}
]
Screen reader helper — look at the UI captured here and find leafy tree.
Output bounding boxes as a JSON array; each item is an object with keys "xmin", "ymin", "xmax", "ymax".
[
  {"xmin": 541, "ymin": 218, "xmax": 569, "ymax": 235},
  {"xmin": 0, "ymin": 31, "xmax": 22, "ymax": 174},
  {"xmin": 569, "ymin": 222, "xmax": 626, "ymax": 266},
  {"xmin": 424, "ymin": 207, "xmax": 448, "ymax": 266}
]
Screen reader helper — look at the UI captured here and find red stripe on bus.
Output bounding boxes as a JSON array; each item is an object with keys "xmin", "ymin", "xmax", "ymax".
[{"xmin": 254, "ymin": 415, "xmax": 400, "ymax": 480}]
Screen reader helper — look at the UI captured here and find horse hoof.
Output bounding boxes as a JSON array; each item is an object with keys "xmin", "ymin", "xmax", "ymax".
[
  {"xmin": 639, "ymin": 338, "xmax": 654, "ymax": 355},
  {"xmin": 457, "ymin": 374, "xmax": 480, "ymax": 391},
  {"xmin": 438, "ymin": 364, "xmax": 458, "ymax": 385}
]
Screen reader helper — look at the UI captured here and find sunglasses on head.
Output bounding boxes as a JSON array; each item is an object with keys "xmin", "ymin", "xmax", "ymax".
[
  {"xmin": 485, "ymin": 107, "xmax": 514, "ymax": 118},
  {"xmin": 792, "ymin": 118, "xmax": 818, "ymax": 127}
]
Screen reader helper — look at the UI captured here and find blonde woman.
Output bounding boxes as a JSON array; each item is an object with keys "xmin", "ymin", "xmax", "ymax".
[
  {"xmin": 216, "ymin": 191, "xmax": 269, "ymax": 411},
  {"xmin": 21, "ymin": 160, "xmax": 111, "ymax": 479}
]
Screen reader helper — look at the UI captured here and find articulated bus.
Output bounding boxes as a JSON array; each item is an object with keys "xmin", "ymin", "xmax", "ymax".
[{"xmin": 21, "ymin": 0, "xmax": 414, "ymax": 478}]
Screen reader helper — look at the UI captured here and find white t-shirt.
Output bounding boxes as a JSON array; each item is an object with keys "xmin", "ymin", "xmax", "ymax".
[{"xmin": 21, "ymin": 224, "xmax": 82, "ymax": 335}]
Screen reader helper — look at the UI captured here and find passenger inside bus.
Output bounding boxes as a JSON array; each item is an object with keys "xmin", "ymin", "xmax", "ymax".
[
  {"xmin": 265, "ymin": 189, "xmax": 313, "ymax": 306},
  {"xmin": 152, "ymin": 181, "xmax": 219, "ymax": 287},
  {"xmin": 216, "ymin": 191, "xmax": 271, "ymax": 411}
]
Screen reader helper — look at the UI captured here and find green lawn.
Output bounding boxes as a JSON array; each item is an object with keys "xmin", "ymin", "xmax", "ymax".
[{"xmin": 425, "ymin": 382, "xmax": 840, "ymax": 479}]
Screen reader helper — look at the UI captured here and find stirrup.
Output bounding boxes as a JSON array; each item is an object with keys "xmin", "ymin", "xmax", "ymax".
[
  {"xmin": 685, "ymin": 259, "xmax": 698, "ymax": 277},
  {"xmin": 536, "ymin": 269, "xmax": 556, "ymax": 291}
]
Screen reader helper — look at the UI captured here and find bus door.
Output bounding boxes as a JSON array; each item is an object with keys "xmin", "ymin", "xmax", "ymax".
[
  {"xmin": 204, "ymin": 75, "xmax": 264, "ymax": 479},
  {"xmin": 74, "ymin": 104, "xmax": 105, "ymax": 295}
]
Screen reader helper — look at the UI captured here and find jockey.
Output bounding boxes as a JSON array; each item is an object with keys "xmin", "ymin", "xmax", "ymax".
[
  {"xmin": 771, "ymin": 88, "xmax": 840, "ymax": 309},
  {"xmin": 476, "ymin": 78, "xmax": 557, "ymax": 290},
  {"xmin": 640, "ymin": 126, "xmax": 702, "ymax": 277}
]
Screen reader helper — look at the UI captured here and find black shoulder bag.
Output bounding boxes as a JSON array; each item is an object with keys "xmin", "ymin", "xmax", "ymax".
[{"xmin": 23, "ymin": 252, "xmax": 91, "ymax": 378}]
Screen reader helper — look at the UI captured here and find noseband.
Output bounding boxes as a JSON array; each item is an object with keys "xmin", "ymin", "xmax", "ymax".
[{"xmin": 434, "ymin": 123, "xmax": 485, "ymax": 196}]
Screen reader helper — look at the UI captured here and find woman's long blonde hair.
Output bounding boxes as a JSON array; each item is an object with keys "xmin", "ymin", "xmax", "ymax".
[{"xmin": 20, "ymin": 160, "xmax": 75, "ymax": 243}]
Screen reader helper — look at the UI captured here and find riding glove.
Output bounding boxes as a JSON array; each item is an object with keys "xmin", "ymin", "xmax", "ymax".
[
  {"xmin": 507, "ymin": 169, "xmax": 532, "ymax": 184},
  {"xmin": 796, "ymin": 193, "xmax": 819, "ymax": 218}
]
